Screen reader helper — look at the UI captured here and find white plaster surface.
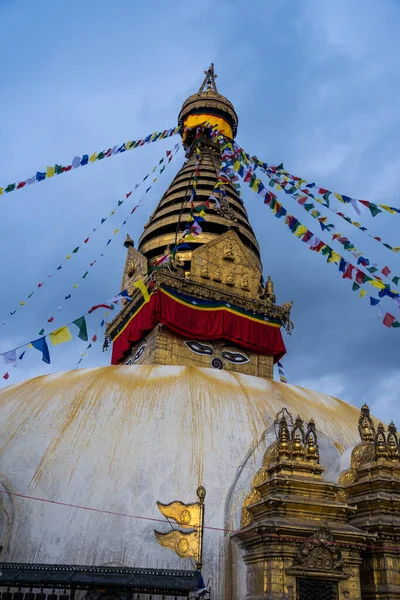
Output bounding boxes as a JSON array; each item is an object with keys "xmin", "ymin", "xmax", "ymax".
[{"xmin": 0, "ymin": 365, "xmax": 362, "ymax": 597}]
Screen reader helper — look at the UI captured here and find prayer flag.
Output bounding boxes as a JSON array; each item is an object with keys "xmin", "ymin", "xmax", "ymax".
[
  {"xmin": 31, "ymin": 337, "xmax": 51, "ymax": 364},
  {"xmin": 92, "ymin": 335, "xmax": 97, "ymax": 343},
  {"xmin": 49, "ymin": 326, "xmax": 72, "ymax": 346},
  {"xmin": 2, "ymin": 350, "xmax": 17, "ymax": 366},
  {"xmin": 47, "ymin": 317, "xmax": 54, "ymax": 323},
  {"xmin": 73, "ymin": 317, "xmax": 88, "ymax": 341},
  {"xmin": 133, "ymin": 279, "xmax": 150, "ymax": 302},
  {"xmin": 383, "ymin": 312, "xmax": 395, "ymax": 328},
  {"xmin": 370, "ymin": 297, "xmax": 380, "ymax": 306},
  {"xmin": 359, "ymin": 289, "xmax": 367, "ymax": 298},
  {"xmin": 3, "ymin": 373, "xmax": 9, "ymax": 380},
  {"xmin": 39, "ymin": 328, "xmax": 45, "ymax": 335},
  {"xmin": 88, "ymin": 304, "xmax": 112, "ymax": 314},
  {"xmin": 382, "ymin": 266, "xmax": 391, "ymax": 277}
]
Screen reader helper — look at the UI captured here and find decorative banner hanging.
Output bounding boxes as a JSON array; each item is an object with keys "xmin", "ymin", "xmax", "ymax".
[
  {"xmin": 0, "ymin": 126, "xmax": 181, "ymax": 198},
  {"xmin": 2, "ymin": 143, "xmax": 181, "ymax": 328}
]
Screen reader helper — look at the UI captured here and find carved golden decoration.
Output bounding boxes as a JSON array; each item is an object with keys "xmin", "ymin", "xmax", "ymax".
[
  {"xmin": 241, "ymin": 273, "xmax": 250, "ymax": 291},
  {"xmin": 338, "ymin": 468, "xmax": 357, "ymax": 485},
  {"xmin": 201, "ymin": 264, "xmax": 210, "ymax": 279},
  {"xmin": 262, "ymin": 441, "xmax": 279, "ymax": 467},
  {"xmin": 358, "ymin": 403, "xmax": 375, "ymax": 442},
  {"xmin": 290, "ymin": 526, "xmax": 345, "ymax": 573},
  {"xmin": 251, "ymin": 468, "xmax": 268, "ymax": 489},
  {"xmin": 241, "ymin": 488, "xmax": 261, "ymax": 528},
  {"xmin": 335, "ymin": 489, "xmax": 348, "ymax": 503},
  {"xmin": 350, "ymin": 442, "xmax": 375, "ymax": 469},
  {"xmin": 387, "ymin": 421, "xmax": 399, "ymax": 459},
  {"xmin": 223, "ymin": 242, "xmax": 235, "ymax": 261},
  {"xmin": 226, "ymin": 271, "xmax": 235, "ymax": 287},
  {"xmin": 305, "ymin": 419, "xmax": 320, "ymax": 463},
  {"xmin": 212, "ymin": 268, "xmax": 222, "ymax": 282},
  {"xmin": 375, "ymin": 422, "xmax": 389, "ymax": 460}
]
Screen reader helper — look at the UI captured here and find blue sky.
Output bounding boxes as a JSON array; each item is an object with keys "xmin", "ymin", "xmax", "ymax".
[{"xmin": 1, "ymin": 0, "xmax": 400, "ymax": 424}]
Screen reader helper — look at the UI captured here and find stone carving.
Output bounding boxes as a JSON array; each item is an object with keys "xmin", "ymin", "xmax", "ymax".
[
  {"xmin": 212, "ymin": 268, "xmax": 222, "ymax": 282},
  {"xmin": 241, "ymin": 489, "xmax": 260, "ymax": 528},
  {"xmin": 241, "ymin": 273, "xmax": 250, "ymax": 290},
  {"xmin": 375, "ymin": 423, "xmax": 389, "ymax": 460},
  {"xmin": 201, "ymin": 264, "xmax": 210, "ymax": 279},
  {"xmin": 226, "ymin": 271, "xmax": 236, "ymax": 286},
  {"xmin": 291, "ymin": 526, "xmax": 344, "ymax": 573},
  {"xmin": 223, "ymin": 242, "xmax": 235, "ymax": 261}
]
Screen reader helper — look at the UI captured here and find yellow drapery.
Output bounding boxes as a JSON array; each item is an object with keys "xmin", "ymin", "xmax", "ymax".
[{"xmin": 183, "ymin": 114, "xmax": 233, "ymax": 141}]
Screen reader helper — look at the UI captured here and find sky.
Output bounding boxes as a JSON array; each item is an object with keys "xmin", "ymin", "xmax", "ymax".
[{"xmin": 1, "ymin": 0, "xmax": 400, "ymax": 424}]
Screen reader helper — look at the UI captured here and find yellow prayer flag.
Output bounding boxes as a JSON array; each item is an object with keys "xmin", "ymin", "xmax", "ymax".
[
  {"xmin": 73, "ymin": 284, "xmax": 79, "ymax": 288},
  {"xmin": 154, "ymin": 529, "xmax": 200, "ymax": 562},
  {"xmin": 49, "ymin": 326, "xmax": 72, "ymax": 346},
  {"xmin": 359, "ymin": 289, "xmax": 367, "ymax": 298},
  {"xmin": 66, "ymin": 255, "xmax": 71, "ymax": 260},
  {"xmin": 233, "ymin": 160, "xmax": 241, "ymax": 172},
  {"xmin": 152, "ymin": 166, "xmax": 157, "ymax": 173},
  {"xmin": 187, "ymin": 214, "xmax": 193, "ymax": 222},
  {"xmin": 133, "ymin": 279, "xmax": 150, "ymax": 303},
  {"xmin": 46, "ymin": 166, "xmax": 55, "ymax": 178},
  {"xmin": 328, "ymin": 251, "xmax": 341, "ymax": 264},
  {"xmin": 369, "ymin": 280, "xmax": 385, "ymax": 290},
  {"xmin": 110, "ymin": 210, "xmax": 115, "ymax": 216},
  {"xmin": 184, "ymin": 234, "xmax": 196, "ymax": 241},
  {"xmin": 153, "ymin": 177, "xmax": 157, "ymax": 183},
  {"xmin": 89, "ymin": 152, "xmax": 98, "ymax": 163},
  {"xmin": 0, "ymin": 187, "xmax": 3, "ymax": 195},
  {"xmin": 294, "ymin": 225, "xmax": 307, "ymax": 238},
  {"xmin": 20, "ymin": 301, "xmax": 26, "ymax": 306},
  {"xmin": 199, "ymin": 210, "xmax": 206, "ymax": 217},
  {"xmin": 379, "ymin": 204, "xmax": 397, "ymax": 214},
  {"xmin": 334, "ymin": 193, "xmax": 344, "ymax": 203},
  {"xmin": 157, "ymin": 500, "xmax": 201, "ymax": 529},
  {"xmin": 353, "ymin": 222, "xmax": 360, "ymax": 227},
  {"xmin": 393, "ymin": 247, "xmax": 400, "ymax": 253},
  {"xmin": 276, "ymin": 185, "xmax": 282, "ymax": 191},
  {"xmin": 311, "ymin": 210, "xmax": 319, "ymax": 218},
  {"xmin": 113, "ymin": 229, "xmax": 119, "ymax": 235}
]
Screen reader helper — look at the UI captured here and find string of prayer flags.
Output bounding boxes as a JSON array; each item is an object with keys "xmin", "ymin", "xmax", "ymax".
[
  {"xmin": 49, "ymin": 326, "xmax": 72, "ymax": 346},
  {"xmin": 249, "ymin": 158, "xmax": 400, "ymax": 257},
  {"xmin": 2, "ymin": 142, "xmax": 181, "ymax": 328},
  {"xmin": 0, "ymin": 126, "xmax": 181, "ymax": 198},
  {"xmin": 229, "ymin": 145, "xmax": 400, "ymax": 328},
  {"xmin": 252, "ymin": 165, "xmax": 400, "ymax": 290},
  {"xmin": 73, "ymin": 317, "xmax": 88, "ymax": 341}
]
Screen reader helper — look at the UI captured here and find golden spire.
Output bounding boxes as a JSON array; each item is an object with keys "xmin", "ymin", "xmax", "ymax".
[
  {"xmin": 199, "ymin": 63, "xmax": 218, "ymax": 94},
  {"xmin": 358, "ymin": 403, "xmax": 375, "ymax": 442}
]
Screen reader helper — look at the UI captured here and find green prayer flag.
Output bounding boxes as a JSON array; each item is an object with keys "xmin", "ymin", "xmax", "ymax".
[
  {"xmin": 322, "ymin": 192, "xmax": 330, "ymax": 205},
  {"xmin": 352, "ymin": 282, "xmax": 360, "ymax": 291},
  {"xmin": 321, "ymin": 245, "xmax": 331, "ymax": 256},
  {"xmin": 5, "ymin": 183, "xmax": 16, "ymax": 193},
  {"xmin": 118, "ymin": 200, "xmax": 123, "ymax": 206},
  {"xmin": 368, "ymin": 203, "xmax": 382, "ymax": 217},
  {"xmin": 72, "ymin": 316, "xmax": 88, "ymax": 342},
  {"xmin": 72, "ymin": 247, "xmax": 79, "ymax": 254},
  {"xmin": 392, "ymin": 321, "xmax": 400, "ymax": 328},
  {"xmin": 270, "ymin": 198, "xmax": 276, "ymax": 211},
  {"xmin": 55, "ymin": 164, "xmax": 63, "ymax": 175},
  {"xmin": 194, "ymin": 204, "xmax": 207, "ymax": 213},
  {"xmin": 392, "ymin": 276, "xmax": 400, "ymax": 285},
  {"xmin": 304, "ymin": 203, "xmax": 314, "ymax": 211},
  {"xmin": 268, "ymin": 178, "xmax": 275, "ymax": 188},
  {"xmin": 276, "ymin": 163, "xmax": 284, "ymax": 170},
  {"xmin": 159, "ymin": 158, "xmax": 164, "ymax": 164},
  {"xmin": 160, "ymin": 166, "xmax": 165, "ymax": 174},
  {"xmin": 367, "ymin": 266, "xmax": 378, "ymax": 273},
  {"xmin": 97, "ymin": 152, "xmax": 106, "ymax": 160},
  {"xmin": 82, "ymin": 271, "xmax": 88, "ymax": 279},
  {"xmin": 28, "ymin": 292, "xmax": 34, "ymax": 298},
  {"xmin": 39, "ymin": 328, "xmax": 45, "ymax": 335}
]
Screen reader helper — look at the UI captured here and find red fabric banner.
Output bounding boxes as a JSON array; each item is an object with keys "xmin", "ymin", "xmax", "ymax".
[{"xmin": 111, "ymin": 290, "xmax": 286, "ymax": 365}]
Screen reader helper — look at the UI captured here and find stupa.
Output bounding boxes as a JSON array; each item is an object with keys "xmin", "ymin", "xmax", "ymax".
[{"xmin": 1, "ymin": 65, "xmax": 400, "ymax": 600}]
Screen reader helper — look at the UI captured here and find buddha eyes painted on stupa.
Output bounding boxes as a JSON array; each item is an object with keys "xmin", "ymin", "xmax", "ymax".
[{"xmin": 184, "ymin": 340, "xmax": 249, "ymax": 368}]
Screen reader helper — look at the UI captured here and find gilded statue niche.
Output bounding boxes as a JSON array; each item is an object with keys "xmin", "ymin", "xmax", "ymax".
[
  {"xmin": 190, "ymin": 229, "xmax": 261, "ymax": 299},
  {"xmin": 120, "ymin": 241, "xmax": 147, "ymax": 297}
]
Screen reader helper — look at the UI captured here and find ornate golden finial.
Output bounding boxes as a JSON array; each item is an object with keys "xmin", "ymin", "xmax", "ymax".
[
  {"xmin": 305, "ymin": 419, "xmax": 320, "ymax": 463},
  {"xmin": 277, "ymin": 416, "xmax": 291, "ymax": 458},
  {"xmin": 375, "ymin": 423, "xmax": 388, "ymax": 460},
  {"xmin": 265, "ymin": 276, "xmax": 276, "ymax": 303},
  {"xmin": 198, "ymin": 63, "xmax": 218, "ymax": 94},
  {"xmin": 387, "ymin": 421, "xmax": 399, "ymax": 459},
  {"xmin": 291, "ymin": 415, "xmax": 306, "ymax": 460},
  {"xmin": 124, "ymin": 233, "xmax": 134, "ymax": 248},
  {"xmin": 358, "ymin": 403, "xmax": 375, "ymax": 442}
]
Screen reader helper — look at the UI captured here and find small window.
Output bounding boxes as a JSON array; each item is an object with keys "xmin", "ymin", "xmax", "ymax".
[{"xmin": 296, "ymin": 578, "xmax": 338, "ymax": 600}]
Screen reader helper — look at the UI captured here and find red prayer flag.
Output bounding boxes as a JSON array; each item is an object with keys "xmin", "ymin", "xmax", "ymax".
[
  {"xmin": 38, "ymin": 283, "xmax": 44, "ymax": 288},
  {"xmin": 166, "ymin": 150, "xmax": 172, "ymax": 157},
  {"xmin": 47, "ymin": 317, "xmax": 54, "ymax": 323},
  {"xmin": 92, "ymin": 335, "xmax": 97, "ymax": 343},
  {"xmin": 383, "ymin": 312, "xmax": 395, "ymax": 328},
  {"xmin": 356, "ymin": 270, "xmax": 365, "ymax": 285},
  {"xmin": 126, "ymin": 192, "xmax": 132, "ymax": 198},
  {"xmin": 84, "ymin": 237, "xmax": 89, "ymax": 243},
  {"xmin": 88, "ymin": 304, "xmax": 112, "ymax": 314},
  {"xmin": 359, "ymin": 200, "xmax": 370, "ymax": 208},
  {"xmin": 343, "ymin": 264, "xmax": 354, "ymax": 280},
  {"xmin": 90, "ymin": 261, "xmax": 96, "ymax": 267},
  {"xmin": 3, "ymin": 373, "xmax": 9, "ymax": 380},
  {"xmin": 17, "ymin": 181, "xmax": 26, "ymax": 189},
  {"xmin": 64, "ymin": 165, "xmax": 72, "ymax": 172},
  {"xmin": 318, "ymin": 188, "xmax": 328, "ymax": 194},
  {"xmin": 297, "ymin": 196, "xmax": 308, "ymax": 205},
  {"xmin": 382, "ymin": 266, "xmax": 391, "ymax": 276},
  {"xmin": 374, "ymin": 237, "xmax": 382, "ymax": 242}
]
